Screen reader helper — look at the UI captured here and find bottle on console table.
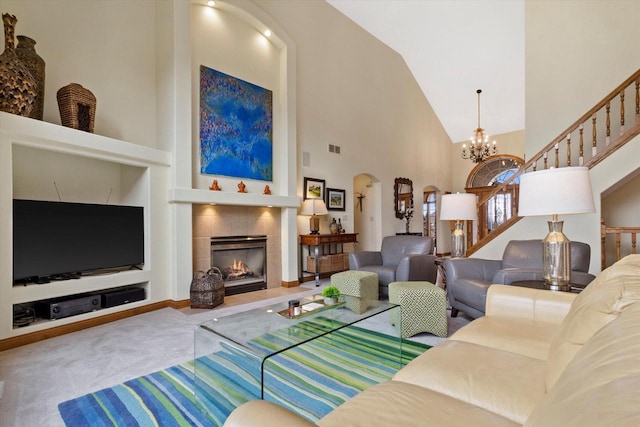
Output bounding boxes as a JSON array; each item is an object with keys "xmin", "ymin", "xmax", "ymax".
[{"xmin": 330, "ymin": 218, "xmax": 339, "ymax": 234}]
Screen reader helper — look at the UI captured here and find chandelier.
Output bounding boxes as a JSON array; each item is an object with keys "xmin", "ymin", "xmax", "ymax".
[{"xmin": 462, "ymin": 89, "xmax": 498, "ymax": 163}]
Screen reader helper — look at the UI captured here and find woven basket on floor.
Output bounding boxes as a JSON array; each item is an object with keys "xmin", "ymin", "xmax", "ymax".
[
  {"xmin": 56, "ymin": 83, "xmax": 96, "ymax": 133},
  {"xmin": 190, "ymin": 267, "xmax": 224, "ymax": 309}
]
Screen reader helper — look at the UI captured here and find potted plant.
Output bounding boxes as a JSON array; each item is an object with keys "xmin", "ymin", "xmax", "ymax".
[{"xmin": 322, "ymin": 285, "xmax": 341, "ymax": 305}]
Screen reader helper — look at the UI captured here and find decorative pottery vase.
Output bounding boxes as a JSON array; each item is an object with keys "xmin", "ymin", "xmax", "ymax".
[
  {"xmin": 324, "ymin": 297, "xmax": 338, "ymax": 305},
  {"xmin": 0, "ymin": 14, "xmax": 36, "ymax": 117},
  {"xmin": 330, "ymin": 218, "xmax": 339, "ymax": 234},
  {"xmin": 16, "ymin": 35, "xmax": 45, "ymax": 120}
]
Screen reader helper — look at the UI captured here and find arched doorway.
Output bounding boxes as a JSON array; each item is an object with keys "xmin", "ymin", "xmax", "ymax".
[
  {"xmin": 353, "ymin": 174, "xmax": 382, "ymax": 251},
  {"xmin": 422, "ymin": 185, "xmax": 442, "ymax": 249},
  {"xmin": 465, "ymin": 155, "xmax": 524, "ymax": 241}
]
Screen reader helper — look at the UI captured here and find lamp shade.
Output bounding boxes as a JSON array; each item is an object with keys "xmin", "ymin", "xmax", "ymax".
[
  {"xmin": 440, "ymin": 193, "xmax": 477, "ymax": 220},
  {"xmin": 300, "ymin": 199, "xmax": 328, "ymax": 216},
  {"xmin": 518, "ymin": 167, "xmax": 595, "ymax": 217}
]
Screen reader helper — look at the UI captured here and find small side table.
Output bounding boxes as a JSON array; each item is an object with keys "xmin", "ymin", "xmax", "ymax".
[{"xmin": 511, "ymin": 280, "xmax": 586, "ymax": 293}]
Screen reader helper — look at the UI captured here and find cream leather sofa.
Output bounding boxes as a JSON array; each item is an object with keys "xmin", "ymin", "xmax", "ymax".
[{"xmin": 223, "ymin": 255, "xmax": 640, "ymax": 427}]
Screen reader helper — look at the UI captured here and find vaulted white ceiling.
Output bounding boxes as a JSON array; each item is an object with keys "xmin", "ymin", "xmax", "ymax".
[{"xmin": 326, "ymin": 0, "xmax": 525, "ymax": 144}]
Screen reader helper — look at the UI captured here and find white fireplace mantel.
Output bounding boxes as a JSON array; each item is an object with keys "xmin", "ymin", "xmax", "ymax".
[{"xmin": 168, "ymin": 187, "xmax": 300, "ymax": 208}]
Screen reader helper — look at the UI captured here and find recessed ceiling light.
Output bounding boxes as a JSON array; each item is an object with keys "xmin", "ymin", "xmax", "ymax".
[
  {"xmin": 264, "ymin": 29, "xmax": 272, "ymax": 37},
  {"xmin": 207, "ymin": 0, "xmax": 215, "ymax": 7}
]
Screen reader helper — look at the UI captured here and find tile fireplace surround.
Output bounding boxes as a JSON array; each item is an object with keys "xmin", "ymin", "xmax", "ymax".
[{"xmin": 192, "ymin": 205, "xmax": 282, "ymax": 289}]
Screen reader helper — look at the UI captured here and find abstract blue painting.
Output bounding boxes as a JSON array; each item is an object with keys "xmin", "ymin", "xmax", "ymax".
[{"xmin": 199, "ymin": 66, "xmax": 273, "ymax": 181}]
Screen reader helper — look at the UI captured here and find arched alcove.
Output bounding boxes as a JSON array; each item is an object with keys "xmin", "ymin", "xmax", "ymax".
[{"xmin": 353, "ymin": 173, "xmax": 381, "ymax": 251}]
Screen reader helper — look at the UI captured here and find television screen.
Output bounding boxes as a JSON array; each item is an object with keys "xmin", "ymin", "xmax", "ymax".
[{"xmin": 13, "ymin": 199, "xmax": 144, "ymax": 283}]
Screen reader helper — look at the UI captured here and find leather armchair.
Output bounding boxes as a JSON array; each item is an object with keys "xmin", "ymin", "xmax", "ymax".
[
  {"xmin": 446, "ymin": 239, "xmax": 596, "ymax": 319},
  {"xmin": 349, "ymin": 235, "xmax": 437, "ymax": 299}
]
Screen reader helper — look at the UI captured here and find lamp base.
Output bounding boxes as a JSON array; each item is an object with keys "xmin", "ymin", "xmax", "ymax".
[
  {"xmin": 544, "ymin": 283, "xmax": 571, "ymax": 292},
  {"xmin": 542, "ymin": 219, "xmax": 571, "ymax": 289},
  {"xmin": 450, "ymin": 221, "xmax": 466, "ymax": 258},
  {"xmin": 309, "ymin": 214, "xmax": 320, "ymax": 235}
]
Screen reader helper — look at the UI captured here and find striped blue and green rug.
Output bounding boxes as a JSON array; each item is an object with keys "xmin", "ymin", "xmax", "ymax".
[{"xmin": 59, "ymin": 317, "xmax": 429, "ymax": 426}]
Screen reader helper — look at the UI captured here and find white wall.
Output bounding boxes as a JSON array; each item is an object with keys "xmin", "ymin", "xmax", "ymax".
[
  {"xmin": 1, "ymin": 0, "xmax": 158, "ymax": 146},
  {"xmin": 12, "ymin": 146, "xmax": 123, "ymax": 204},
  {"xmin": 525, "ymin": 0, "xmax": 640, "ymax": 158},
  {"xmin": 602, "ymin": 169, "xmax": 640, "ymax": 265},
  {"xmin": 602, "ymin": 171, "xmax": 640, "ymax": 226},
  {"xmin": 474, "ymin": 0, "xmax": 640, "ymax": 268},
  {"xmin": 254, "ymin": 0, "xmax": 453, "ymax": 239},
  {"xmin": 353, "ymin": 174, "xmax": 381, "ymax": 251}
]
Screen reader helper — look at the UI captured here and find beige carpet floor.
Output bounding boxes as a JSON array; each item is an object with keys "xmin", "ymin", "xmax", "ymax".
[{"xmin": 0, "ymin": 280, "xmax": 470, "ymax": 426}]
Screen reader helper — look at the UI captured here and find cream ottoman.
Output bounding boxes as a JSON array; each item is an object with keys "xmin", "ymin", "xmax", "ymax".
[
  {"xmin": 330, "ymin": 270, "xmax": 379, "ymax": 314},
  {"xmin": 388, "ymin": 281, "xmax": 448, "ymax": 338}
]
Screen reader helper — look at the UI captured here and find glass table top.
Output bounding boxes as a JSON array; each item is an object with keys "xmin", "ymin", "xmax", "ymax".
[{"xmin": 195, "ymin": 294, "xmax": 398, "ymax": 360}]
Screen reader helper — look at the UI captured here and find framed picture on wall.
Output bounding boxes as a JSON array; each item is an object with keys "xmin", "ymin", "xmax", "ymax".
[
  {"xmin": 326, "ymin": 188, "xmax": 346, "ymax": 211},
  {"xmin": 199, "ymin": 65, "xmax": 273, "ymax": 181},
  {"xmin": 304, "ymin": 177, "xmax": 325, "ymax": 200}
]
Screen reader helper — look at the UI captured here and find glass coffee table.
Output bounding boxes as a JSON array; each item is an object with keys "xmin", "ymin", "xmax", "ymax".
[{"xmin": 194, "ymin": 294, "xmax": 401, "ymax": 411}]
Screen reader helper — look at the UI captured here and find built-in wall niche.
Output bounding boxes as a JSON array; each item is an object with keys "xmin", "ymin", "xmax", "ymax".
[
  {"xmin": 0, "ymin": 112, "xmax": 169, "ymax": 345},
  {"xmin": 12, "ymin": 145, "xmax": 146, "ymax": 206}
]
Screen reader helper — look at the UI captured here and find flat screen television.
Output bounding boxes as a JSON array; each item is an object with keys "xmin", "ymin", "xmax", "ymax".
[{"xmin": 13, "ymin": 199, "xmax": 144, "ymax": 284}]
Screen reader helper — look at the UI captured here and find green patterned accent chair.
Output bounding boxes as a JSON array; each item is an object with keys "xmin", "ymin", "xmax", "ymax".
[
  {"xmin": 330, "ymin": 270, "xmax": 379, "ymax": 314},
  {"xmin": 388, "ymin": 281, "xmax": 448, "ymax": 338}
]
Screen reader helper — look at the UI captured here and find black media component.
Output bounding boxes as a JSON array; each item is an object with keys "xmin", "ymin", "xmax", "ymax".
[
  {"xmin": 13, "ymin": 199, "xmax": 144, "ymax": 284},
  {"xmin": 13, "ymin": 304, "xmax": 35, "ymax": 327},
  {"xmin": 101, "ymin": 287, "xmax": 145, "ymax": 308},
  {"xmin": 35, "ymin": 295, "xmax": 101, "ymax": 320}
]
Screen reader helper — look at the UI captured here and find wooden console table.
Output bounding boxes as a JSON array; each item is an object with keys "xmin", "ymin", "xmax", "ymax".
[{"xmin": 300, "ymin": 233, "xmax": 358, "ymax": 286}]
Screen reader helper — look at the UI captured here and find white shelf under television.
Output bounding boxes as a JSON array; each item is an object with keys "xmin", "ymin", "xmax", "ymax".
[
  {"xmin": 11, "ymin": 270, "xmax": 152, "ymax": 305},
  {"xmin": 0, "ymin": 112, "xmax": 171, "ymax": 340}
]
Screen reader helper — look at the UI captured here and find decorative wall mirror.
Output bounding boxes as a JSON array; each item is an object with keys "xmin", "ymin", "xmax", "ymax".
[{"xmin": 394, "ymin": 177, "xmax": 413, "ymax": 219}]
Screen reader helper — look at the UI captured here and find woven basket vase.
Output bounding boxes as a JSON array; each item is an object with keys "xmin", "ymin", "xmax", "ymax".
[
  {"xmin": 56, "ymin": 83, "xmax": 96, "ymax": 133},
  {"xmin": 190, "ymin": 267, "xmax": 225, "ymax": 309},
  {"xmin": 0, "ymin": 14, "xmax": 36, "ymax": 117}
]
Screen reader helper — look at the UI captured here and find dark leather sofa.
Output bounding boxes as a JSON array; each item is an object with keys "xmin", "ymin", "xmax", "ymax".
[{"xmin": 445, "ymin": 239, "xmax": 595, "ymax": 318}]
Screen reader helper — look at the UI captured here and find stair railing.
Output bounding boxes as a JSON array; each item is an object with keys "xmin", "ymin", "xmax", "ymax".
[
  {"xmin": 468, "ymin": 69, "xmax": 640, "ymax": 255},
  {"xmin": 601, "ymin": 218, "xmax": 639, "ymax": 269}
]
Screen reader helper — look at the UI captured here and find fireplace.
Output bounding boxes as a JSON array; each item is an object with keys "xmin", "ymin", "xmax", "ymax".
[{"xmin": 210, "ymin": 235, "xmax": 267, "ymax": 295}]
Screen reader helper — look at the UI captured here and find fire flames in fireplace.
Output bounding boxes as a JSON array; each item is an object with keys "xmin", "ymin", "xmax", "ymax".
[{"xmin": 222, "ymin": 259, "xmax": 255, "ymax": 281}]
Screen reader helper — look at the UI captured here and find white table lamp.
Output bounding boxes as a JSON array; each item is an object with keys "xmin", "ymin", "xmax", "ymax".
[
  {"xmin": 440, "ymin": 193, "xmax": 477, "ymax": 257},
  {"xmin": 300, "ymin": 199, "xmax": 328, "ymax": 235},
  {"xmin": 518, "ymin": 166, "xmax": 595, "ymax": 291}
]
